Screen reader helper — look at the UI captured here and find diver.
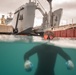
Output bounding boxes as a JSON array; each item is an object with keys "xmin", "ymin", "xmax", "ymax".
[{"xmin": 24, "ymin": 35, "xmax": 74, "ymax": 75}]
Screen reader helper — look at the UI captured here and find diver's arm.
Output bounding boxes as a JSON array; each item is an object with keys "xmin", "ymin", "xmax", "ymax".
[
  {"xmin": 57, "ymin": 47, "xmax": 71, "ymax": 61},
  {"xmin": 24, "ymin": 46, "xmax": 38, "ymax": 61},
  {"xmin": 24, "ymin": 46, "xmax": 39, "ymax": 71},
  {"xmin": 57, "ymin": 47, "xmax": 74, "ymax": 69}
]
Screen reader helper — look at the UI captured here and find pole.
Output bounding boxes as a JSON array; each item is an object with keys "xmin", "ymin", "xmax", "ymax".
[
  {"xmin": 49, "ymin": 1, "xmax": 52, "ymax": 27},
  {"xmin": 29, "ymin": 0, "xmax": 31, "ymax": 3},
  {"xmin": 72, "ymin": 19, "xmax": 73, "ymax": 25},
  {"xmin": 47, "ymin": 0, "xmax": 52, "ymax": 28}
]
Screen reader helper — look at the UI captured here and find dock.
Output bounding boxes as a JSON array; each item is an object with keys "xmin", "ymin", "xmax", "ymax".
[{"xmin": 0, "ymin": 24, "xmax": 13, "ymax": 34}]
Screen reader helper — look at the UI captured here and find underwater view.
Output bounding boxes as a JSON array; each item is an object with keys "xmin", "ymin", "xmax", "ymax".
[{"xmin": 0, "ymin": 35, "xmax": 76, "ymax": 75}]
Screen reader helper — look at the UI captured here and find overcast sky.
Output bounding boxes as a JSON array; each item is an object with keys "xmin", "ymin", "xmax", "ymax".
[{"xmin": 0, "ymin": 0, "xmax": 76, "ymax": 25}]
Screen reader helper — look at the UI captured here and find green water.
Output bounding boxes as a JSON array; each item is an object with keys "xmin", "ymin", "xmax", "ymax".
[{"xmin": 0, "ymin": 41, "xmax": 76, "ymax": 75}]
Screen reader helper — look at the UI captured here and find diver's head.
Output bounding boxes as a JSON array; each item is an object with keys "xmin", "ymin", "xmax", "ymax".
[{"xmin": 43, "ymin": 31, "xmax": 54, "ymax": 40}]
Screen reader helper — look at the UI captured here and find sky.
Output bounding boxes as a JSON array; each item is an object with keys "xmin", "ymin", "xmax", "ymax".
[{"xmin": 0, "ymin": 0, "xmax": 76, "ymax": 26}]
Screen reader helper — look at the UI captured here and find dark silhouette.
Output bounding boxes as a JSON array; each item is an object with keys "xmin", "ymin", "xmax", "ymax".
[{"xmin": 24, "ymin": 43, "xmax": 71, "ymax": 75}]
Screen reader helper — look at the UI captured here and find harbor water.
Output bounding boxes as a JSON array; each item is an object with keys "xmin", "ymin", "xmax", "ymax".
[{"xmin": 0, "ymin": 35, "xmax": 76, "ymax": 75}]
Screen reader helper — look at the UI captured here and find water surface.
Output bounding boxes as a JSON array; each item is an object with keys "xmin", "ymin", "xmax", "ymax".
[{"xmin": 0, "ymin": 35, "xmax": 76, "ymax": 75}]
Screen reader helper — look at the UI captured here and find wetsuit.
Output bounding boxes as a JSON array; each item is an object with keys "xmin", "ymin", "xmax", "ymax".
[{"xmin": 24, "ymin": 44, "xmax": 71, "ymax": 75}]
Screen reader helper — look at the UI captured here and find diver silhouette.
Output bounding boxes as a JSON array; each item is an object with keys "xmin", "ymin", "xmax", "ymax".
[{"xmin": 24, "ymin": 43, "xmax": 74, "ymax": 75}]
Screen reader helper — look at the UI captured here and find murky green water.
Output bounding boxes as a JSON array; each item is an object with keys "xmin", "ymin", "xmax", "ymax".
[{"xmin": 0, "ymin": 36, "xmax": 76, "ymax": 75}]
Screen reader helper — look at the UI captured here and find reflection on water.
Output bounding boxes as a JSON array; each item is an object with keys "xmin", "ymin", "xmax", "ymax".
[
  {"xmin": 0, "ymin": 35, "xmax": 76, "ymax": 48},
  {"xmin": 0, "ymin": 35, "xmax": 76, "ymax": 75}
]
